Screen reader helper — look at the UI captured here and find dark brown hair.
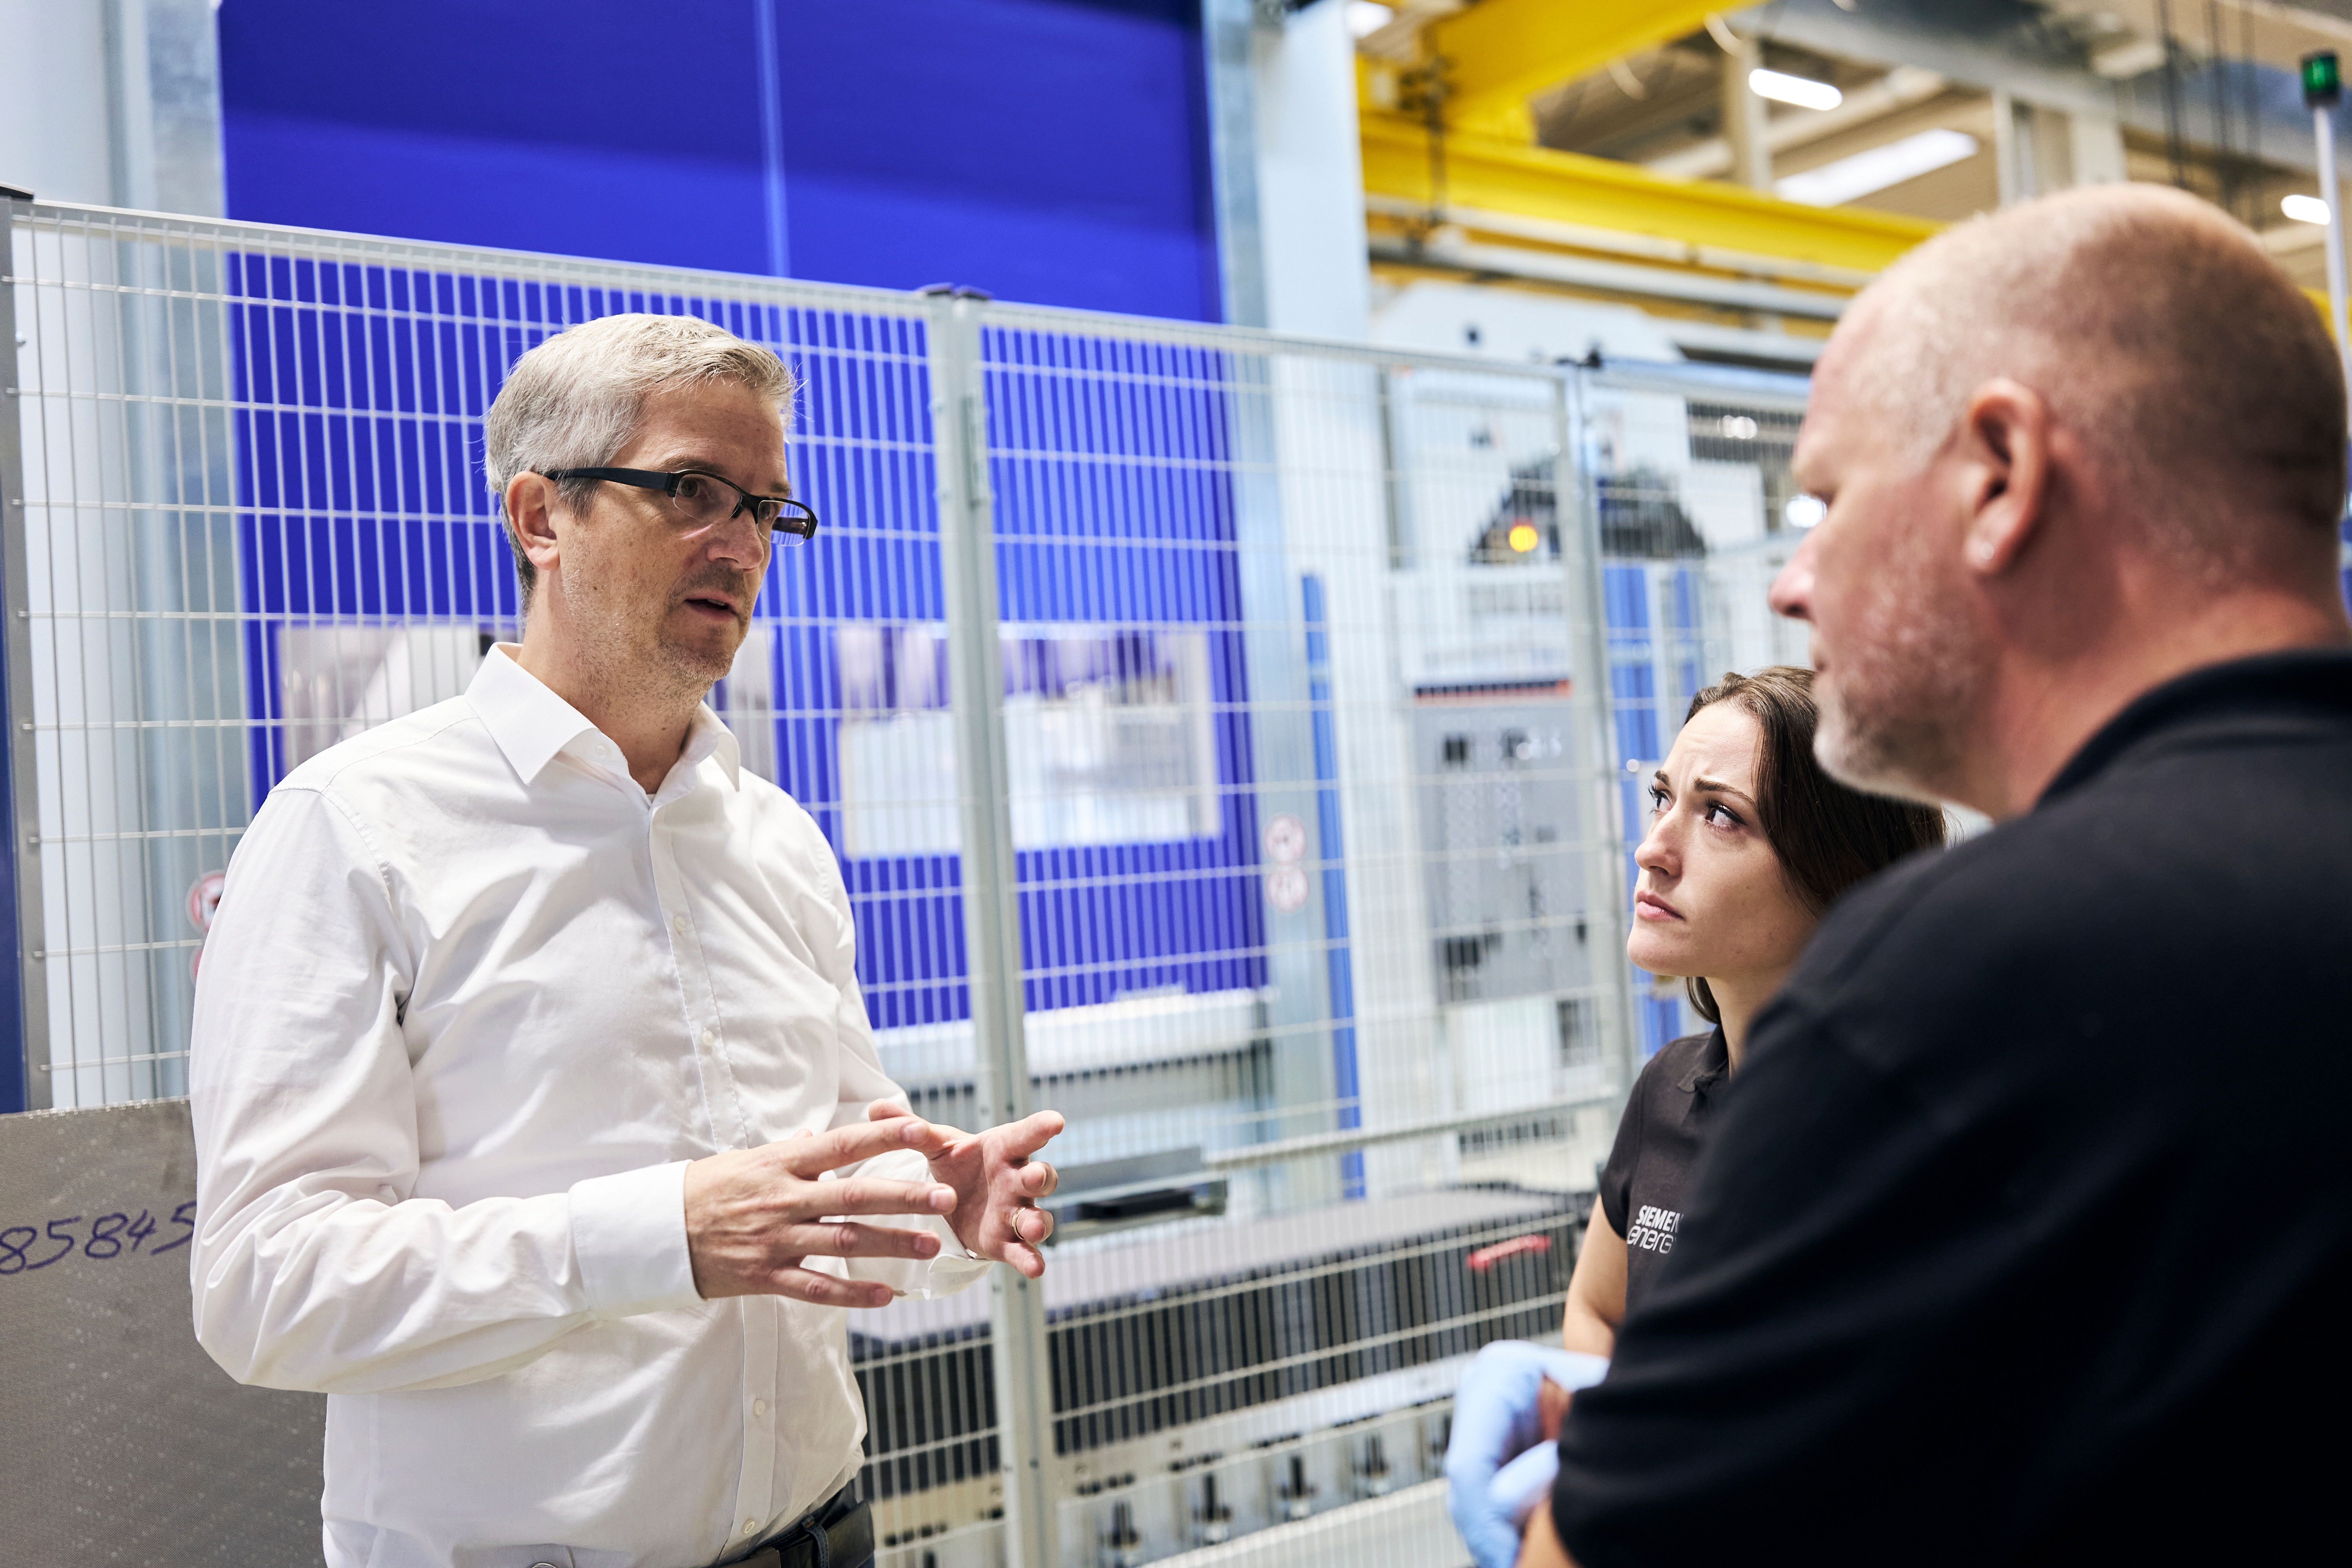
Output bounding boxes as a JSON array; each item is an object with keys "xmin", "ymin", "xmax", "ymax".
[{"xmin": 1679, "ymin": 667, "xmax": 1946, "ymax": 1024}]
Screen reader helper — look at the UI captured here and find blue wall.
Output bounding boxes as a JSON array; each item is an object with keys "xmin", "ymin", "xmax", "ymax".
[{"xmin": 217, "ymin": 0, "xmax": 1223, "ymax": 321}]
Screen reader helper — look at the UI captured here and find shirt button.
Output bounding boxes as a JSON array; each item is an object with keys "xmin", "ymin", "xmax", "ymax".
[
  {"xmin": 671, "ymin": 913, "xmax": 689, "ymax": 935},
  {"xmin": 753, "ymin": 1398, "xmax": 768, "ymax": 1417},
  {"xmin": 701, "ymin": 1027, "xmax": 717, "ymax": 1049},
  {"xmin": 743, "ymin": 1517, "xmax": 759, "ymax": 1536}
]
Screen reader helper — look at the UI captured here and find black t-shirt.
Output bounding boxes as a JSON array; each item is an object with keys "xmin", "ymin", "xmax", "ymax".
[
  {"xmin": 1597, "ymin": 1029, "xmax": 1728, "ymax": 1313},
  {"xmin": 1552, "ymin": 649, "xmax": 2352, "ymax": 1567}
]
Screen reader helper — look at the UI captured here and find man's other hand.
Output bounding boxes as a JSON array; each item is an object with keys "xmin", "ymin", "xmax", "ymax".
[
  {"xmin": 869, "ymin": 1101, "xmax": 1064, "ymax": 1279},
  {"xmin": 1444, "ymin": 1341, "xmax": 1610, "ymax": 1568},
  {"xmin": 684, "ymin": 1117, "xmax": 961, "ymax": 1307}
]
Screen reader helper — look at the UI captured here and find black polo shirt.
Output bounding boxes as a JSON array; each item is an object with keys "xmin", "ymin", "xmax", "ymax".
[
  {"xmin": 1597, "ymin": 1028, "xmax": 1728, "ymax": 1312},
  {"xmin": 1553, "ymin": 648, "xmax": 2352, "ymax": 1566}
]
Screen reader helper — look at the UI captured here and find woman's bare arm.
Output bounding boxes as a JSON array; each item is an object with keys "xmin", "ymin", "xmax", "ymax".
[{"xmin": 1561, "ymin": 1195, "xmax": 1627, "ymax": 1359}]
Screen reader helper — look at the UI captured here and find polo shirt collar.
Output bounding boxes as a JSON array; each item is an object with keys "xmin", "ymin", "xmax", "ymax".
[
  {"xmin": 1678, "ymin": 1027, "xmax": 1731, "ymax": 1096},
  {"xmin": 467, "ymin": 644, "xmax": 742, "ymax": 791},
  {"xmin": 2038, "ymin": 646, "xmax": 2352, "ymax": 809}
]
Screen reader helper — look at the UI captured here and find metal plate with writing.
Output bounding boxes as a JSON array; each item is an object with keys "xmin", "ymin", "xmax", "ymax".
[{"xmin": 0, "ymin": 1099, "xmax": 323, "ymax": 1565}]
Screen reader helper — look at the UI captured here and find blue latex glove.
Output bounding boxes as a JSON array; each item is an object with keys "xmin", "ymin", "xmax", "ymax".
[{"xmin": 1445, "ymin": 1341, "xmax": 1611, "ymax": 1568}]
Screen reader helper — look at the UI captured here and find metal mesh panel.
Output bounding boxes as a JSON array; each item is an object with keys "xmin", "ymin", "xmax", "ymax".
[
  {"xmin": 2, "ymin": 196, "xmax": 1812, "ymax": 1568},
  {"xmin": 954, "ymin": 309, "xmax": 1635, "ymax": 1567},
  {"xmin": 1, "ymin": 200, "xmax": 1011, "ymax": 1565},
  {"xmin": 1579, "ymin": 367, "xmax": 1812, "ymax": 1056}
]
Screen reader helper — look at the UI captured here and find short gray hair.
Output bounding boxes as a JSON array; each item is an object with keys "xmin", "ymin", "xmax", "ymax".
[{"xmin": 483, "ymin": 313, "xmax": 797, "ymax": 605}]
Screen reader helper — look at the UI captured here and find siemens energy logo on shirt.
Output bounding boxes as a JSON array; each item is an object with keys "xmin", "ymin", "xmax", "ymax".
[{"xmin": 1628, "ymin": 1206, "xmax": 1680, "ymax": 1254}]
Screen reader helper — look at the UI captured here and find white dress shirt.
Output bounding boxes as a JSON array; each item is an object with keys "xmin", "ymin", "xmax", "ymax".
[{"xmin": 189, "ymin": 646, "xmax": 987, "ymax": 1568}]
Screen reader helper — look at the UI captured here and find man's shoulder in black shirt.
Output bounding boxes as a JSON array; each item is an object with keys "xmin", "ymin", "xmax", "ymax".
[{"xmin": 1552, "ymin": 650, "xmax": 2352, "ymax": 1568}]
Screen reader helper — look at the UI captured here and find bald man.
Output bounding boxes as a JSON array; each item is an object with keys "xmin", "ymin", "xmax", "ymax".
[{"xmin": 1508, "ymin": 185, "xmax": 2352, "ymax": 1566}]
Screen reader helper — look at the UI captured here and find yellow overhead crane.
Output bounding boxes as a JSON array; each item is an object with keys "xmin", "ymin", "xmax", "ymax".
[
  {"xmin": 1357, "ymin": 0, "xmax": 1942, "ymax": 310},
  {"xmin": 1354, "ymin": 0, "xmax": 2336, "ymax": 336},
  {"xmin": 1421, "ymin": 0, "xmax": 1743, "ymax": 142}
]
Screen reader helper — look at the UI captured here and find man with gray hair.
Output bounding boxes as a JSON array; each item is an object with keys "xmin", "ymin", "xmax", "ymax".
[
  {"xmin": 189, "ymin": 313, "xmax": 1064, "ymax": 1568},
  {"xmin": 1458, "ymin": 183, "xmax": 2352, "ymax": 1566}
]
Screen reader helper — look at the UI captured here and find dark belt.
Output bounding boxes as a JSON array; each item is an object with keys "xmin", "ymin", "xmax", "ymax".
[{"xmin": 718, "ymin": 1486, "xmax": 873, "ymax": 1568}]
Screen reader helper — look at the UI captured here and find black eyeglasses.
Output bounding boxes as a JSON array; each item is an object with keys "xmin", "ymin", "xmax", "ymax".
[{"xmin": 541, "ymin": 467, "xmax": 820, "ymax": 540}]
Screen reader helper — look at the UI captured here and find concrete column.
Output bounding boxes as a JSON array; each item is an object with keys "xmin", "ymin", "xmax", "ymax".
[
  {"xmin": 1993, "ymin": 89, "xmax": 2031, "ymax": 205},
  {"xmin": 1720, "ymin": 36, "xmax": 1771, "ymax": 191},
  {"xmin": 2067, "ymin": 109, "xmax": 2129, "ymax": 185},
  {"xmin": 1252, "ymin": 1, "xmax": 1372, "ymax": 340},
  {"xmin": 0, "ymin": 0, "xmax": 221, "ymax": 214},
  {"xmin": 1203, "ymin": 0, "xmax": 1270, "ymax": 327},
  {"xmin": 2000, "ymin": 97, "xmax": 2126, "ymax": 204}
]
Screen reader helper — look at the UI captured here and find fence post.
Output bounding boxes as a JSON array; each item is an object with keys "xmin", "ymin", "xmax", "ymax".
[
  {"xmin": 0, "ymin": 190, "xmax": 49, "ymax": 1113},
  {"xmin": 925, "ymin": 288, "xmax": 1057, "ymax": 1568},
  {"xmin": 1553, "ymin": 369, "xmax": 1638, "ymax": 1123}
]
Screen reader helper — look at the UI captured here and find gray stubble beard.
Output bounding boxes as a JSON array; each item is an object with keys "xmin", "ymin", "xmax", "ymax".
[
  {"xmin": 1811, "ymin": 550, "xmax": 1984, "ymax": 808},
  {"xmin": 568, "ymin": 555, "xmax": 744, "ymax": 720}
]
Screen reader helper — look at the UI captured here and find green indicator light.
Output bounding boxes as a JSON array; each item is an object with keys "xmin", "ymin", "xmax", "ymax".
[{"xmin": 2305, "ymin": 51, "xmax": 2341, "ymax": 107}]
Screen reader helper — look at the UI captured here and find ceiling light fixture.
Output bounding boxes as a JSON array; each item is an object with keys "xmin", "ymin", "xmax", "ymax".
[
  {"xmin": 1775, "ymin": 128, "xmax": 1979, "ymax": 207},
  {"xmin": 1784, "ymin": 495, "xmax": 1828, "ymax": 529},
  {"xmin": 1345, "ymin": 2, "xmax": 1394, "ymax": 39},
  {"xmin": 1749, "ymin": 68, "xmax": 1843, "ymax": 112},
  {"xmin": 2284, "ymin": 192, "xmax": 2332, "ymax": 225}
]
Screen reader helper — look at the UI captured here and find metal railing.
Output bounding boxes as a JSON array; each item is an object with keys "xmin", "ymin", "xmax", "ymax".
[{"xmin": 0, "ymin": 195, "xmax": 1808, "ymax": 1567}]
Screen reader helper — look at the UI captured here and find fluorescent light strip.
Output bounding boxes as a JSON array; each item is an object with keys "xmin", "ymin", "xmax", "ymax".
[
  {"xmin": 1775, "ymin": 128, "xmax": 1979, "ymax": 207},
  {"xmin": 2283, "ymin": 193, "xmax": 2331, "ymax": 225},
  {"xmin": 1749, "ymin": 68, "xmax": 1843, "ymax": 112}
]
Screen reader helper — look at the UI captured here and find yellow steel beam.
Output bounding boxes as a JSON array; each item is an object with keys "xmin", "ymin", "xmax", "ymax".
[
  {"xmin": 1428, "ymin": 0, "xmax": 1732, "ymax": 141},
  {"xmin": 1361, "ymin": 111, "xmax": 1940, "ymax": 277}
]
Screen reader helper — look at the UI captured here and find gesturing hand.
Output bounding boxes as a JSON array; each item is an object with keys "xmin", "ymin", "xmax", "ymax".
[
  {"xmin": 683, "ymin": 1116, "xmax": 959, "ymax": 1308},
  {"xmin": 868, "ymin": 1101, "xmax": 1065, "ymax": 1279}
]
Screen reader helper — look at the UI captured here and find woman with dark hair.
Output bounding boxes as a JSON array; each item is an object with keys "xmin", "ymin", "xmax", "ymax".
[
  {"xmin": 1561, "ymin": 666, "xmax": 1946, "ymax": 1354},
  {"xmin": 1449, "ymin": 666, "xmax": 1944, "ymax": 1566}
]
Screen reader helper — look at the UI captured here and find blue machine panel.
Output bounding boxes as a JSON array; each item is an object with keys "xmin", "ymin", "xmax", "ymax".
[
  {"xmin": 983, "ymin": 326, "xmax": 1264, "ymax": 1017},
  {"xmin": 217, "ymin": 0, "xmax": 1221, "ymax": 321},
  {"xmin": 223, "ymin": 262, "xmax": 1255, "ymax": 1034}
]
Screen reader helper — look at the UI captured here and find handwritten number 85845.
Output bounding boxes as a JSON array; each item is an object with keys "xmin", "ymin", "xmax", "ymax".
[{"xmin": 0, "ymin": 1201, "xmax": 193, "ymax": 1274}]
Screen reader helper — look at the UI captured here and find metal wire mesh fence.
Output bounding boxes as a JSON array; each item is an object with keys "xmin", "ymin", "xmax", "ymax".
[
  {"xmin": 1580, "ymin": 366, "xmax": 1810, "ymax": 1054},
  {"xmin": 0, "ymin": 195, "xmax": 1810, "ymax": 1568}
]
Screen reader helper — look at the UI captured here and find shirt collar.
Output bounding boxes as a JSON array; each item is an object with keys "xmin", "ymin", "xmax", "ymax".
[
  {"xmin": 2037, "ymin": 646, "xmax": 2352, "ymax": 809},
  {"xmin": 676, "ymin": 702, "xmax": 742, "ymax": 791},
  {"xmin": 1677, "ymin": 1027, "xmax": 1731, "ymax": 1096},
  {"xmin": 467, "ymin": 645, "xmax": 742, "ymax": 791}
]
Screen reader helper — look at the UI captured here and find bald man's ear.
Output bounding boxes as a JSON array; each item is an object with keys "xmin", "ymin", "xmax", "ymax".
[
  {"xmin": 1957, "ymin": 377, "xmax": 2052, "ymax": 577},
  {"xmin": 504, "ymin": 472, "xmax": 565, "ymax": 580}
]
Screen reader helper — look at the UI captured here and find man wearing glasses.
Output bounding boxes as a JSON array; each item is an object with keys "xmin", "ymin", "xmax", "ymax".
[{"xmin": 188, "ymin": 313, "xmax": 1063, "ymax": 1568}]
